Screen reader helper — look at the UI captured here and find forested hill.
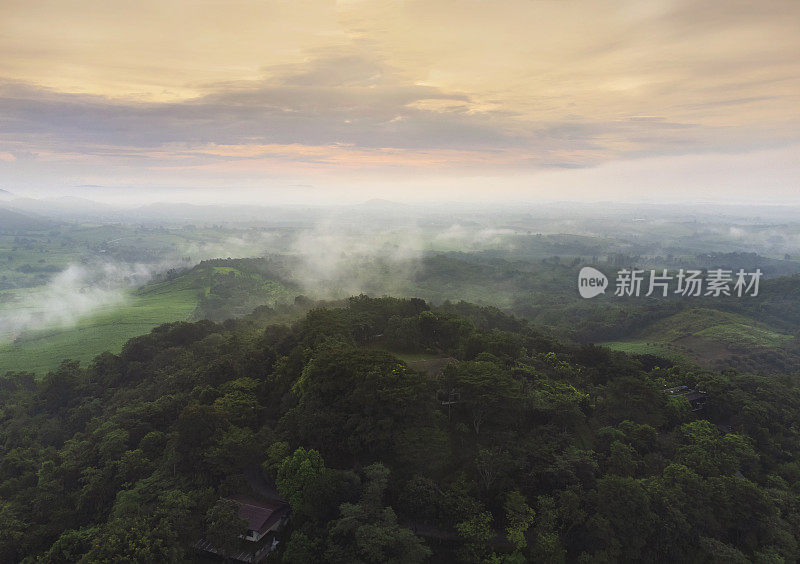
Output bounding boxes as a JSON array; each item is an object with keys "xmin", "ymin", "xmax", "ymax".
[
  {"xmin": 0, "ymin": 206, "xmax": 57, "ymax": 233},
  {"xmin": 3, "ymin": 296, "xmax": 800, "ymax": 562}
]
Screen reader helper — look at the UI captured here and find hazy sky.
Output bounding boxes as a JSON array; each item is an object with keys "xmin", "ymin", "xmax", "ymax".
[{"xmin": 0, "ymin": 0, "xmax": 798, "ymax": 204}]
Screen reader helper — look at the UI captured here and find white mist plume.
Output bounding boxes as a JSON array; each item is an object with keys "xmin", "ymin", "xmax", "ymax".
[
  {"xmin": 0, "ymin": 262, "xmax": 154, "ymax": 341},
  {"xmin": 289, "ymin": 221, "xmax": 425, "ymax": 298},
  {"xmin": 434, "ymin": 225, "xmax": 517, "ymax": 248},
  {"xmin": 0, "ymin": 229, "xmax": 292, "ymax": 342}
]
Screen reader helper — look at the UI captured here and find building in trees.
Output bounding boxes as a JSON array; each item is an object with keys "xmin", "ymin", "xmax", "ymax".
[
  {"xmin": 195, "ymin": 497, "xmax": 289, "ymax": 562},
  {"xmin": 667, "ymin": 385, "xmax": 708, "ymax": 411},
  {"xmin": 235, "ymin": 497, "xmax": 289, "ymax": 544}
]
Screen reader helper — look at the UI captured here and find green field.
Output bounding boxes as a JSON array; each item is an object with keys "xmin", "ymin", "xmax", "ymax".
[
  {"xmin": 0, "ymin": 259, "xmax": 299, "ymax": 375},
  {"xmin": 601, "ymin": 340, "xmax": 683, "ymax": 359},
  {"xmin": 0, "ymin": 281, "xmax": 200, "ymax": 375}
]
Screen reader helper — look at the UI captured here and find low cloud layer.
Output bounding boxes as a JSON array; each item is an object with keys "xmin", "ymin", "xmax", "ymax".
[{"xmin": 5, "ymin": 202, "xmax": 800, "ymax": 342}]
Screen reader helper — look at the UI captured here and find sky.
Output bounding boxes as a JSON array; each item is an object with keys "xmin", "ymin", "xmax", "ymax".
[{"xmin": 0, "ymin": 0, "xmax": 798, "ymax": 204}]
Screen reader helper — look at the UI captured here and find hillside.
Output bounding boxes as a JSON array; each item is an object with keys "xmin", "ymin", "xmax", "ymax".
[
  {"xmin": 602, "ymin": 307, "xmax": 797, "ymax": 370},
  {"xmin": 3, "ymin": 297, "xmax": 800, "ymax": 561},
  {"xmin": 0, "ymin": 276, "xmax": 200, "ymax": 375},
  {"xmin": 0, "ymin": 206, "xmax": 56, "ymax": 233},
  {"xmin": 599, "ymin": 273, "xmax": 800, "ymax": 373},
  {"xmin": 0, "ymin": 260, "xmax": 297, "ymax": 375},
  {"xmin": 5, "ymin": 249, "xmax": 800, "ymax": 377}
]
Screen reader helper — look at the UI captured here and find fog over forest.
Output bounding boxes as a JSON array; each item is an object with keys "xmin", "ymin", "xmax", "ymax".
[{"xmin": 4, "ymin": 194, "xmax": 800, "ymax": 344}]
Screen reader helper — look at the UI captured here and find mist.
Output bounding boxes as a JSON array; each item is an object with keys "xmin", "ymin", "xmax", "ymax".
[
  {"xmin": 288, "ymin": 220, "xmax": 425, "ymax": 299},
  {"xmin": 4, "ymin": 197, "xmax": 800, "ymax": 345},
  {"xmin": 0, "ymin": 262, "xmax": 158, "ymax": 341}
]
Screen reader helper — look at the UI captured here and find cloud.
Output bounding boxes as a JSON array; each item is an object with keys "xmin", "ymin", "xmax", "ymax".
[
  {"xmin": 0, "ymin": 56, "xmax": 516, "ymax": 154},
  {"xmin": 0, "ymin": 57, "xmax": 763, "ymax": 178},
  {"xmin": 0, "ymin": 0, "xmax": 798, "ymax": 199}
]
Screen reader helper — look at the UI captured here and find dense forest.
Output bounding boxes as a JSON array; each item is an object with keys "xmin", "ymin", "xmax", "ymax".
[{"xmin": 3, "ymin": 295, "xmax": 800, "ymax": 562}]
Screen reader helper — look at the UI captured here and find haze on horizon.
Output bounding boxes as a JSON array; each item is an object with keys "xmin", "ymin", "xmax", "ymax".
[{"xmin": 0, "ymin": 0, "xmax": 798, "ymax": 205}]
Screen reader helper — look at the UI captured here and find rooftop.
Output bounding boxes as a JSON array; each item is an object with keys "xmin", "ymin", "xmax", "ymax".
[{"xmin": 228, "ymin": 497, "xmax": 289, "ymax": 536}]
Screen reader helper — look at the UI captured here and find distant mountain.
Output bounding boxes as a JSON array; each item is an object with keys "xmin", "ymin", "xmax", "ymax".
[
  {"xmin": 5, "ymin": 196, "xmax": 120, "ymax": 221},
  {"xmin": 356, "ymin": 198, "xmax": 412, "ymax": 210},
  {"xmin": 130, "ymin": 202, "xmax": 320, "ymax": 225},
  {"xmin": 0, "ymin": 206, "xmax": 57, "ymax": 232}
]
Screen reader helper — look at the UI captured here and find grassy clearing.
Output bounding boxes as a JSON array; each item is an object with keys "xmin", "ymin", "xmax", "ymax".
[
  {"xmin": 0, "ymin": 283, "xmax": 199, "ymax": 376},
  {"xmin": 0, "ymin": 260, "xmax": 297, "ymax": 376},
  {"xmin": 695, "ymin": 323, "xmax": 791, "ymax": 349},
  {"xmin": 391, "ymin": 351, "xmax": 444, "ymax": 363},
  {"xmin": 601, "ymin": 340, "xmax": 686, "ymax": 361},
  {"xmin": 601, "ymin": 307, "xmax": 793, "ymax": 367}
]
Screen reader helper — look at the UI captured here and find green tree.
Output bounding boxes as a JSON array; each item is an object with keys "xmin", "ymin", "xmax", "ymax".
[
  {"xmin": 606, "ymin": 440, "xmax": 638, "ymax": 477},
  {"xmin": 325, "ymin": 464, "xmax": 430, "ymax": 563},
  {"xmin": 285, "ymin": 348, "xmax": 435, "ymax": 464},
  {"xmin": 504, "ymin": 490, "xmax": 535, "ymax": 550},
  {"xmin": 205, "ymin": 498, "xmax": 247, "ymax": 558},
  {"xmin": 456, "ymin": 510, "xmax": 494, "ymax": 561},
  {"xmin": 282, "ymin": 531, "xmax": 322, "ymax": 563},
  {"xmin": 84, "ymin": 515, "xmax": 184, "ymax": 562},
  {"xmin": 0, "ymin": 502, "xmax": 26, "ymax": 563},
  {"xmin": 276, "ymin": 447, "xmax": 326, "ymax": 515},
  {"xmin": 677, "ymin": 420, "xmax": 757, "ymax": 477},
  {"xmin": 448, "ymin": 361, "xmax": 519, "ymax": 437}
]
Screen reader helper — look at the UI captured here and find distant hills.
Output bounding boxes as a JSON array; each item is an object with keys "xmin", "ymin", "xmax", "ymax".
[
  {"xmin": 0, "ymin": 206, "xmax": 56, "ymax": 233},
  {"xmin": 601, "ymin": 276, "xmax": 800, "ymax": 374}
]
